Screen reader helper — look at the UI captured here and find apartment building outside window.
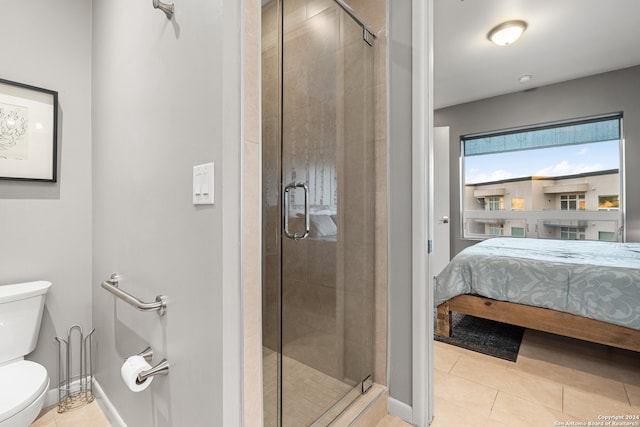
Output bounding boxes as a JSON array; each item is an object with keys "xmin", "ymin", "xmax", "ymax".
[
  {"xmin": 560, "ymin": 194, "xmax": 585, "ymax": 211},
  {"xmin": 599, "ymin": 195, "xmax": 619, "ymax": 210},
  {"xmin": 487, "ymin": 196, "xmax": 504, "ymax": 211},
  {"xmin": 511, "ymin": 227, "xmax": 525, "ymax": 237},
  {"xmin": 511, "ymin": 198, "xmax": 525, "ymax": 211},
  {"xmin": 599, "ymin": 231, "xmax": 616, "ymax": 241},
  {"xmin": 488, "ymin": 224, "xmax": 504, "ymax": 236},
  {"xmin": 561, "ymin": 226, "xmax": 586, "ymax": 240},
  {"xmin": 461, "ymin": 114, "xmax": 624, "ymax": 241}
]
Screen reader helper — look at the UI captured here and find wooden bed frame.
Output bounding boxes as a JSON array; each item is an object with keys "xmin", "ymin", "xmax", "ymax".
[{"xmin": 436, "ymin": 294, "xmax": 640, "ymax": 353}]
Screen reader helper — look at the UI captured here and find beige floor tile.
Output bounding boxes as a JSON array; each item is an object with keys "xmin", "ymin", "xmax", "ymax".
[
  {"xmin": 490, "ymin": 392, "xmax": 582, "ymax": 427},
  {"xmin": 514, "ymin": 354, "xmax": 630, "ymax": 403},
  {"xmin": 436, "ymin": 341, "xmax": 513, "ymax": 368},
  {"xmin": 430, "ymin": 396, "xmax": 508, "ymax": 427},
  {"xmin": 30, "ymin": 405, "xmax": 57, "ymax": 427},
  {"xmin": 29, "ymin": 410, "xmax": 57, "ymax": 427},
  {"xmin": 450, "ymin": 355, "xmax": 563, "ymax": 411},
  {"xmin": 433, "ymin": 341, "xmax": 462, "ymax": 373},
  {"xmin": 563, "ymin": 385, "xmax": 635, "ymax": 421},
  {"xmin": 375, "ymin": 414, "xmax": 415, "ymax": 427},
  {"xmin": 519, "ymin": 330, "xmax": 640, "ymax": 386},
  {"xmin": 627, "ymin": 383, "xmax": 640, "ymax": 408},
  {"xmin": 31, "ymin": 400, "xmax": 111, "ymax": 427},
  {"xmin": 434, "ymin": 369, "xmax": 498, "ymax": 418}
]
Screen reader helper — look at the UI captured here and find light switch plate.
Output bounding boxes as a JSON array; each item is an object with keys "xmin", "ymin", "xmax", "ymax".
[{"xmin": 193, "ymin": 162, "xmax": 215, "ymax": 205}]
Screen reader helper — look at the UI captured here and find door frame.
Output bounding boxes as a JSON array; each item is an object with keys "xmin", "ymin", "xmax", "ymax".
[{"xmin": 411, "ymin": 0, "xmax": 434, "ymax": 425}]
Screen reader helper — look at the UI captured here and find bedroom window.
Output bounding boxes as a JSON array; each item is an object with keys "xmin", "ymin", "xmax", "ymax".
[{"xmin": 462, "ymin": 114, "xmax": 624, "ymax": 241}]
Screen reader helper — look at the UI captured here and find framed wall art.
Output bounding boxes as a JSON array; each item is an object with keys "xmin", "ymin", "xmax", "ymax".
[{"xmin": 0, "ymin": 78, "xmax": 58, "ymax": 182}]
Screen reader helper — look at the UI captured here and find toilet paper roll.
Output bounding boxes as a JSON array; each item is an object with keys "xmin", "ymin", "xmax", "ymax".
[{"xmin": 121, "ymin": 355, "xmax": 154, "ymax": 392}]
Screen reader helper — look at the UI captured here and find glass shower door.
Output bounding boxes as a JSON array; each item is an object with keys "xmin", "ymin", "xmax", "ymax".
[
  {"xmin": 280, "ymin": 0, "xmax": 375, "ymax": 426},
  {"xmin": 262, "ymin": 0, "xmax": 375, "ymax": 425}
]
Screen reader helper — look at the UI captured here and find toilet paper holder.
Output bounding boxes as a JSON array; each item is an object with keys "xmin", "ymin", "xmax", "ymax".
[
  {"xmin": 137, "ymin": 359, "xmax": 169, "ymax": 384},
  {"xmin": 133, "ymin": 347, "xmax": 169, "ymax": 384}
]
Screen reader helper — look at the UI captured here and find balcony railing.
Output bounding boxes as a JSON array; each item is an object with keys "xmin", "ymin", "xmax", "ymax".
[{"xmin": 463, "ymin": 209, "xmax": 622, "ymax": 241}]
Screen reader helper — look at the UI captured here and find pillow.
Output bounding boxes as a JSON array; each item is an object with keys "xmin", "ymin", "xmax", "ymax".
[
  {"xmin": 311, "ymin": 214, "xmax": 337, "ymax": 237},
  {"xmin": 298, "ymin": 213, "xmax": 337, "ymax": 237}
]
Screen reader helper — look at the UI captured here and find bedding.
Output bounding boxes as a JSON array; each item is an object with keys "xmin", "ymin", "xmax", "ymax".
[{"xmin": 434, "ymin": 238, "xmax": 640, "ymax": 330}]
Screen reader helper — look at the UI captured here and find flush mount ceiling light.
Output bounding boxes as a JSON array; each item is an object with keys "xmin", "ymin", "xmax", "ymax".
[
  {"xmin": 487, "ymin": 20, "xmax": 528, "ymax": 46},
  {"xmin": 518, "ymin": 74, "xmax": 533, "ymax": 83}
]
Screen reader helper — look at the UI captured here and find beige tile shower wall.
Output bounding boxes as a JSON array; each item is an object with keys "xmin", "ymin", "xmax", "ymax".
[
  {"xmin": 348, "ymin": 0, "xmax": 388, "ymax": 387},
  {"xmin": 244, "ymin": 1, "xmax": 263, "ymax": 426}
]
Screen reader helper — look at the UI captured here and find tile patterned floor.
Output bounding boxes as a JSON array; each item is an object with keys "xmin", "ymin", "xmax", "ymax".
[
  {"xmin": 377, "ymin": 414, "xmax": 415, "ymax": 426},
  {"xmin": 31, "ymin": 330, "xmax": 640, "ymax": 426},
  {"xmin": 30, "ymin": 400, "xmax": 111, "ymax": 427},
  {"xmin": 431, "ymin": 329, "xmax": 640, "ymax": 427}
]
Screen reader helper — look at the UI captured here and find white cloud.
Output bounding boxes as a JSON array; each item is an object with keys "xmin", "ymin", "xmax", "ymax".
[
  {"xmin": 535, "ymin": 160, "xmax": 603, "ymax": 176},
  {"xmin": 465, "ymin": 169, "xmax": 515, "ymax": 184},
  {"xmin": 577, "ymin": 148, "xmax": 589, "ymax": 155}
]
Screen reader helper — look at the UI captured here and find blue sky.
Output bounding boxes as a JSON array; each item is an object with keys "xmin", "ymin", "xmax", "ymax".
[{"xmin": 464, "ymin": 140, "xmax": 620, "ymax": 184}]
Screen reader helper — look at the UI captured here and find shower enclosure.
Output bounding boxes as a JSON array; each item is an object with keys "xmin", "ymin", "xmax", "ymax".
[{"xmin": 262, "ymin": 0, "xmax": 376, "ymax": 425}]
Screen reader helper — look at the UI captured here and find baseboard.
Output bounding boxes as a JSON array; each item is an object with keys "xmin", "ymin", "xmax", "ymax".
[
  {"xmin": 44, "ymin": 379, "xmax": 126, "ymax": 426},
  {"xmin": 388, "ymin": 396, "xmax": 413, "ymax": 423},
  {"xmin": 93, "ymin": 379, "xmax": 127, "ymax": 427},
  {"xmin": 44, "ymin": 387, "xmax": 58, "ymax": 408}
]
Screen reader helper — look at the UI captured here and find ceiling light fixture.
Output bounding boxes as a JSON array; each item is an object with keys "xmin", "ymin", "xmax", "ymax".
[
  {"xmin": 487, "ymin": 20, "xmax": 528, "ymax": 46},
  {"xmin": 519, "ymin": 74, "xmax": 533, "ymax": 83}
]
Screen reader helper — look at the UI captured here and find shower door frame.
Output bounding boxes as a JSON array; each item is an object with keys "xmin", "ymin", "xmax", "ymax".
[{"xmin": 271, "ymin": 0, "xmax": 377, "ymax": 426}]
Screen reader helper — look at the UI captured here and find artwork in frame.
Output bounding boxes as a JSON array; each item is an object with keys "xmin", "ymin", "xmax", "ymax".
[{"xmin": 0, "ymin": 78, "xmax": 58, "ymax": 182}]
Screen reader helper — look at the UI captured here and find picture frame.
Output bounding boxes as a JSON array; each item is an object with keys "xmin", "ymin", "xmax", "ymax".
[{"xmin": 0, "ymin": 78, "xmax": 58, "ymax": 182}]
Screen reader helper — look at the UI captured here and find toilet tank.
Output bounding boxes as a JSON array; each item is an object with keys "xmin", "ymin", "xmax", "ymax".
[{"xmin": 0, "ymin": 281, "xmax": 52, "ymax": 364}]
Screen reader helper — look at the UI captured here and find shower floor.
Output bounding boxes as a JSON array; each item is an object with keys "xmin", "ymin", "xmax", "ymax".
[{"xmin": 263, "ymin": 347, "xmax": 354, "ymax": 427}]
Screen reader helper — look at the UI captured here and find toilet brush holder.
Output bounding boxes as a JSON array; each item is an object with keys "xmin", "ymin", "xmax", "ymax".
[{"xmin": 55, "ymin": 325, "xmax": 95, "ymax": 413}]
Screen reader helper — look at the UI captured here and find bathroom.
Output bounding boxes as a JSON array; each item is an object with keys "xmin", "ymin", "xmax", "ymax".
[{"xmin": 1, "ymin": 0, "xmax": 426, "ymax": 426}]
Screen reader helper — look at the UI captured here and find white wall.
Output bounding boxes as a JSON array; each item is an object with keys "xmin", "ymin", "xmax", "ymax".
[
  {"xmin": 91, "ymin": 0, "xmax": 242, "ymax": 425},
  {"xmin": 0, "ymin": 0, "xmax": 92, "ymax": 378}
]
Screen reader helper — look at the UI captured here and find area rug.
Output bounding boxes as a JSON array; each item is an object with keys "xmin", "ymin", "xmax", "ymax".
[{"xmin": 434, "ymin": 312, "xmax": 525, "ymax": 362}]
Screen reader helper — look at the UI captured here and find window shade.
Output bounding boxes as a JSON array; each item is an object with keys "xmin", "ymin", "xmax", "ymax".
[{"xmin": 464, "ymin": 116, "xmax": 621, "ymax": 157}]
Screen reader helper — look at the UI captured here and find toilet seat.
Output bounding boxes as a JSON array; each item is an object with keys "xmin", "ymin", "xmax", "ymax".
[{"xmin": 0, "ymin": 360, "xmax": 49, "ymax": 423}]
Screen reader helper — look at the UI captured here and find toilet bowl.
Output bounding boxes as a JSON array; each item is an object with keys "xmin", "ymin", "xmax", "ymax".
[
  {"xmin": 0, "ymin": 281, "xmax": 52, "ymax": 427},
  {"xmin": 0, "ymin": 361, "xmax": 49, "ymax": 427}
]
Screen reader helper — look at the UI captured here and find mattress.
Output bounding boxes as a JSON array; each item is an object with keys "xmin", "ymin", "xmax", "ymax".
[{"xmin": 434, "ymin": 237, "xmax": 640, "ymax": 330}]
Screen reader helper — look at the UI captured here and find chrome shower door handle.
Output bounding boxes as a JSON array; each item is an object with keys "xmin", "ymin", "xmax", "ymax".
[{"xmin": 283, "ymin": 182, "xmax": 310, "ymax": 240}]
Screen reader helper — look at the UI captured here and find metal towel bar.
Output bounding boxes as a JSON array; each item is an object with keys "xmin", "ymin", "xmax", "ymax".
[{"xmin": 101, "ymin": 273, "xmax": 167, "ymax": 316}]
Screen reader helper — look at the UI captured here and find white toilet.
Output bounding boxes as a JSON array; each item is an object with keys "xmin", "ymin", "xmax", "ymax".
[{"xmin": 0, "ymin": 281, "xmax": 52, "ymax": 427}]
